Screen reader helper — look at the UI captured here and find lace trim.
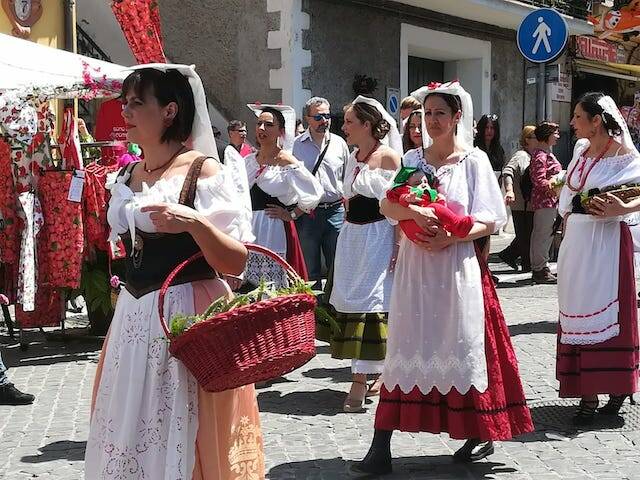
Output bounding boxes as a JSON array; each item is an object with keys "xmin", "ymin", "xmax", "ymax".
[
  {"xmin": 561, "ymin": 323, "xmax": 620, "ymax": 345},
  {"xmin": 244, "ymin": 251, "xmax": 289, "ymax": 289}
]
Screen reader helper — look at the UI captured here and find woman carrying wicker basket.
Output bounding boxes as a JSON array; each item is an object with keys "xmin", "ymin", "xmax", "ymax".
[
  {"xmin": 85, "ymin": 66, "xmax": 264, "ymax": 479},
  {"xmin": 350, "ymin": 81, "xmax": 533, "ymax": 478},
  {"xmin": 557, "ymin": 92, "xmax": 640, "ymax": 425}
]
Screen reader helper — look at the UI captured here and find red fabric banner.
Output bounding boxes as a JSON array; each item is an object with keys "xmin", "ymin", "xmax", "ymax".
[{"xmin": 111, "ymin": 0, "xmax": 166, "ymax": 64}]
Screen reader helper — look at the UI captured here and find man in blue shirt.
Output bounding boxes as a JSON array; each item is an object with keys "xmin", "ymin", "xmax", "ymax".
[{"xmin": 292, "ymin": 97, "xmax": 350, "ymax": 291}]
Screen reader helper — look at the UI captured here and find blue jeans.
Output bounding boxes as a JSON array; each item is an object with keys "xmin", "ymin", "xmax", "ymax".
[
  {"xmin": 0, "ymin": 349, "xmax": 8, "ymax": 386},
  {"xmin": 296, "ymin": 204, "xmax": 344, "ymax": 287}
]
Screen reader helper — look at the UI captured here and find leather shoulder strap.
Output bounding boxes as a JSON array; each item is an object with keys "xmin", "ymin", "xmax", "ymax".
[{"xmin": 179, "ymin": 156, "xmax": 209, "ymax": 207}]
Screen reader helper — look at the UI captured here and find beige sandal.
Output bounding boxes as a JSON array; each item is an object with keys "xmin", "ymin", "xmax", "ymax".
[
  {"xmin": 366, "ymin": 376, "xmax": 383, "ymax": 397},
  {"xmin": 343, "ymin": 380, "xmax": 368, "ymax": 413}
]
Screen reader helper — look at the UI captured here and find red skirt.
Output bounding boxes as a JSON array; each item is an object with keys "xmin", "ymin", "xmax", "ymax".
[
  {"xmin": 556, "ymin": 223, "xmax": 639, "ymax": 397},
  {"xmin": 375, "ymin": 247, "xmax": 534, "ymax": 441},
  {"xmin": 283, "ymin": 219, "xmax": 308, "ymax": 281}
]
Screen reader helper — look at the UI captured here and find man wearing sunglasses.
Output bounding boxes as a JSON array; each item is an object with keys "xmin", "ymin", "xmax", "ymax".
[{"xmin": 292, "ymin": 97, "xmax": 350, "ymax": 293}]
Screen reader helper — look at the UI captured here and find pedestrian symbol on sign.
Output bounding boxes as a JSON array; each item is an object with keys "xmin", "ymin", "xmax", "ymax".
[
  {"xmin": 517, "ymin": 8, "xmax": 568, "ymax": 64},
  {"xmin": 532, "ymin": 17, "xmax": 552, "ymax": 55}
]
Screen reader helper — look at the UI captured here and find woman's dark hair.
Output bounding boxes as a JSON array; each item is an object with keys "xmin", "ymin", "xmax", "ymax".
[
  {"xmin": 402, "ymin": 110, "xmax": 423, "ymax": 153},
  {"xmin": 534, "ymin": 121, "xmax": 560, "ymax": 142},
  {"xmin": 424, "ymin": 92, "xmax": 462, "ymax": 115},
  {"xmin": 346, "ymin": 102, "xmax": 390, "ymax": 140},
  {"xmin": 474, "ymin": 114, "xmax": 505, "ymax": 171},
  {"xmin": 576, "ymin": 92, "xmax": 623, "ymax": 137},
  {"xmin": 260, "ymin": 107, "xmax": 286, "ymax": 131},
  {"xmin": 121, "ymin": 68, "xmax": 195, "ymax": 144}
]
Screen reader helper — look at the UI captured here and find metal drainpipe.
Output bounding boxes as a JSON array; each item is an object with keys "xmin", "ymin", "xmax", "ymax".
[{"xmin": 63, "ymin": 0, "xmax": 76, "ymax": 53}]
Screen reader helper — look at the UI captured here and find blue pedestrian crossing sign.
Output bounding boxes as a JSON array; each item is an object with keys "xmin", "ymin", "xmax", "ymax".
[{"xmin": 517, "ymin": 8, "xmax": 568, "ymax": 63}]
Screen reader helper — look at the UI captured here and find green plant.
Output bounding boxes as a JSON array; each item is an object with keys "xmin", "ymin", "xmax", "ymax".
[{"xmin": 78, "ymin": 260, "xmax": 113, "ymax": 316}]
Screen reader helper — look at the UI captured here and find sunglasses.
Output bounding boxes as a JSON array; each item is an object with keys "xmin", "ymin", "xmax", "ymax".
[
  {"xmin": 486, "ymin": 114, "xmax": 499, "ymax": 121},
  {"xmin": 231, "ymin": 129, "xmax": 247, "ymax": 134},
  {"xmin": 310, "ymin": 113, "xmax": 331, "ymax": 121}
]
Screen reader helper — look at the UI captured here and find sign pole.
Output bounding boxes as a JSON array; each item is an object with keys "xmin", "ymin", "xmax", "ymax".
[{"xmin": 537, "ymin": 62, "xmax": 546, "ymax": 122}]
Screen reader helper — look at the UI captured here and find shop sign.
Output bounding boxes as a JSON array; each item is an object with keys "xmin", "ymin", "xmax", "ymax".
[
  {"xmin": 549, "ymin": 72, "xmax": 571, "ymax": 103},
  {"xmin": 575, "ymin": 35, "xmax": 624, "ymax": 63}
]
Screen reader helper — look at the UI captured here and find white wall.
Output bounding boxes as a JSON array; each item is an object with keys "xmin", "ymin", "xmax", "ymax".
[{"xmin": 400, "ymin": 23, "xmax": 491, "ymax": 116}]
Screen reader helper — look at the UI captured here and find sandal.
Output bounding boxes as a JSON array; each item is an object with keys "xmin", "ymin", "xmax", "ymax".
[
  {"xmin": 599, "ymin": 394, "xmax": 635, "ymax": 415},
  {"xmin": 366, "ymin": 377, "xmax": 383, "ymax": 397},
  {"xmin": 572, "ymin": 399, "xmax": 599, "ymax": 426},
  {"xmin": 344, "ymin": 380, "xmax": 368, "ymax": 413}
]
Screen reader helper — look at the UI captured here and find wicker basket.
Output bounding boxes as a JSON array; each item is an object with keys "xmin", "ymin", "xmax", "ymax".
[
  {"xmin": 582, "ymin": 186, "xmax": 640, "ymax": 211},
  {"xmin": 158, "ymin": 244, "xmax": 317, "ymax": 392}
]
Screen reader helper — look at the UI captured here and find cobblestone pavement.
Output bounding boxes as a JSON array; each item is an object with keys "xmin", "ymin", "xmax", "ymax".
[{"xmin": 2, "ymin": 234, "xmax": 640, "ymax": 479}]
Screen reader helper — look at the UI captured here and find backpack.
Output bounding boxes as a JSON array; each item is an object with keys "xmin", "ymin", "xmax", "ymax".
[{"xmin": 520, "ymin": 165, "xmax": 533, "ymax": 204}]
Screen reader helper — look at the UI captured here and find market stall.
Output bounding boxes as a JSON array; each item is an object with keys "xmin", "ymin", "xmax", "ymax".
[{"xmin": 0, "ymin": 32, "xmax": 129, "ymax": 346}]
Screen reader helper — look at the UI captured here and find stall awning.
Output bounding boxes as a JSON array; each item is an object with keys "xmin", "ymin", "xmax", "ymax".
[
  {"xmin": 574, "ymin": 58, "xmax": 640, "ymax": 82},
  {"xmin": 0, "ymin": 33, "xmax": 129, "ymax": 99}
]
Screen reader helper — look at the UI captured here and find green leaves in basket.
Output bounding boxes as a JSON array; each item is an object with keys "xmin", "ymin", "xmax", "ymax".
[
  {"xmin": 314, "ymin": 304, "xmax": 341, "ymax": 336},
  {"xmin": 168, "ymin": 278, "xmax": 321, "ymax": 336}
]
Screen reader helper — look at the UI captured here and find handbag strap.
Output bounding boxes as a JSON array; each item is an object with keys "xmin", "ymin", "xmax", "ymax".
[
  {"xmin": 178, "ymin": 156, "xmax": 209, "ymax": 207},
  {"xmin": 311, "ymin": 136, "xmax": 331, "ymax": 176}
]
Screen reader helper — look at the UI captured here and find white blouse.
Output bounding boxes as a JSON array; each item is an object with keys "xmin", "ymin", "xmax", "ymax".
[
  {"xmin": 557, "ymin": 141, "xmax": 640, "ymax": 345},
  {"xmin": 244, "ymin": 153, "xmax": 323, "ymax": 212},
  {"xmin": 107, "ymin": 164, "xmax": 255, "ymax": 248},
  {"xmin": 381, "ymin": 147, "xmax": 507, "ymax": 395}
]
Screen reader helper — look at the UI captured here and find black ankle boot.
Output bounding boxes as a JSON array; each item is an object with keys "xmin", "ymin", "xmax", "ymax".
[
  {"xmin": 349, "ymin": 429, "xmax": 393, "ymax": 478},
  {"xmin": 598, "ymin": 394, "xmax": 634, "ymax": 415},
  {"xmin": 453, "ymin": 439, "xmax": 495, "ymax": 462},
  {"xmin": 573, "ymin": 399, "xmax": 599, "ymax": 425},
  {"xmin": 0, "ymin": 383, "xmax": 35, "ymax": 405}
]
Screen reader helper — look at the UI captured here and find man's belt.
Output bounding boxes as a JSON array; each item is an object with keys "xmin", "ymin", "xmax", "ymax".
[{"xmin": 316, "ymin": 199, "xmax": 343, "ymax": 209}]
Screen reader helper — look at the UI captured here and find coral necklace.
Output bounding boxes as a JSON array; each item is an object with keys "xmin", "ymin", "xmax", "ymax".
[
  {"xmin": 352, "ymin": 142, "xmax": 381, "ymax": 185},
  {"xmin": 566, "ymin": 137, "xmax": 613, "ymax": 192}
]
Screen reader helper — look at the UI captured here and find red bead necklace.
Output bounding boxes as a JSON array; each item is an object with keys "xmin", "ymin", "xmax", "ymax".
[
  {"xmin": 352, "ymin": 142, "xmax": 381, "ymax": 185},
  {"xmin": 566, "ymin": 137, "xmax": 613, "ymax": 192}
]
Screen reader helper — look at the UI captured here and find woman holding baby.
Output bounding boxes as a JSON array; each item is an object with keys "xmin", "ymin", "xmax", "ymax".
[{"xmin": 349, "ymin": 81, "xmax": 533, "ymax": 478}]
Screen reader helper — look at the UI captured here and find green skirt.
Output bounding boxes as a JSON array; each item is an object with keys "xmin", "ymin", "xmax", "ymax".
[{"xmin": 323, "ymin": 310, "xmax": 388, "ymax": 361}]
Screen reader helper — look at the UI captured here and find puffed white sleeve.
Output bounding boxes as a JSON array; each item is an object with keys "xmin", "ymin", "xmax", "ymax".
[
  {"xmin": 194, "ymin": 168, "xmax": 255, "ymax": 243},
  {"xmin": 467, "ymin": 150, "xmax": 508, "ymax": 232},
  {"xmin": 287, "ymin": 163, "xmax": 324, "ymax": 212},
  {"xmin": 353, "ymin": 165, "xmax": 396, "ymax": 201}
]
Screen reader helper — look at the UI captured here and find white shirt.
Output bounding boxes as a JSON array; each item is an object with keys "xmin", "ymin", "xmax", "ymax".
[{"xmin": 292, "ymin": 130, "xmax": 350, "ymax": 203}]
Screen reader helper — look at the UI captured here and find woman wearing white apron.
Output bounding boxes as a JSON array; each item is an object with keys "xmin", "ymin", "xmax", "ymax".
[{"xmin": 557, "ymin": 92, "xmax": 640, "ymax": 425}]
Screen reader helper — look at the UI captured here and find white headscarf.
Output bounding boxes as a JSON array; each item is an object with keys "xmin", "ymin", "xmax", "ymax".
[
  {"xmin": 598, "ymin": 95, "xmax": 639, "ymax": 155},
  {"xmin": 352, "ymin": 95, "xmax": 403, "ymax": 154},
  {"xmin": 247, "ymin": 103, "xmax": 296, "ymax": 152},
  {"xmin": 411, "ymin": 80, "xmax": 474, "ymax": 150},
  {"xmin": 128, "ymin": 64, "xmax": 218, "ymax": 160}
]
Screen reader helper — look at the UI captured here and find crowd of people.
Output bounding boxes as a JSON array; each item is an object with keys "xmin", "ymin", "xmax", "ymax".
[{"xmin": 1, "ymin": 63, "xmax": 640, "ymax": 480}]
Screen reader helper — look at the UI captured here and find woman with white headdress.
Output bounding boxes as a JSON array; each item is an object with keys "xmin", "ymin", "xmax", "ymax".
[
  {"xmin": 350, "ymin": 81, "xmax": 532, "ymax": 478},
  {"xmin": 326, "ymin": 97, "xmax": 401, "ymax": 413},
  {"xmin": 243, "ymin": 104, "xmax": 323, "ymax": 286},
  {"xmin": 85, "ymin": 66, "xmax": 264, "ymax": 479},
  {"xmin": 556, "ymin": 92, "xmax": 640, "ymax": 425}
]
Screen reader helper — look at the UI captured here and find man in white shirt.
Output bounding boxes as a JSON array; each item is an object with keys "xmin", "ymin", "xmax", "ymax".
[{"xmin": 292, "ymin": 97, "xmax": 350, "ymax": 289}]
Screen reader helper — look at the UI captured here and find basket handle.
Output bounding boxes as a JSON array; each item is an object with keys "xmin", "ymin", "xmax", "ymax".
[{"xmin": 157, "ymin": 243, "xmax": 301, "ymax": 338}]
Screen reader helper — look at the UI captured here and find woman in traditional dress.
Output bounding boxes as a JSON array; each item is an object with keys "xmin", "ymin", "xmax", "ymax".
[
  {"xmin": 328, "ymin": 97, "xmax": 401, "ymax": 413},
  {"xmin": 243, "ymin": 104, "xmax": 323, "ymax": 286},
  {"xmin": 350, "ymin": 81, "xmax": 533, "ymax": 478},
  {"xmin": 557, "ymin": 92, "xmax": 640, "ymax": 425},
  {"xmin": 85, "ymin": 66, "xmax": 265, "ymax": 479}
]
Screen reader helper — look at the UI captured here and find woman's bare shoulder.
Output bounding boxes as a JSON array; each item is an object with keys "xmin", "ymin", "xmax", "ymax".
[
  {"xmin": 275, "ymin": 150, "xmax": 298, "ymax": 167},
  {"xmin": 378, "ymin": 145, "xmax": 401, "ymax": 170}
]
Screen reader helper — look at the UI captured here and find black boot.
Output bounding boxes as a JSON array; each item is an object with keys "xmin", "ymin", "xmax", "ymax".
[
  {"xmin": 453, "ymin": 439, "xmax": 495, "ymax": 462},
  {"xmin": 349, "ymin": 429, "xmax": 393, "ymax": 478},
  {"xmin": 0, "ymin": 383, "xmax": 35, "ymax": 405},
  {"xmin": 598, "ymin": 394, "xmax": 634, "ymax": 415}
]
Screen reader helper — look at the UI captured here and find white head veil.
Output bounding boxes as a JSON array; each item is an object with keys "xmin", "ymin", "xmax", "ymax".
[
  {"xmin": 247, "ymin": 103, "xmax": 296, "ymax": 152},
  {"xmin": 598, "ymin": 95, "xmax": 639, "ymax": 154},
  {"xmin": 129, "ymin": 63, "xmax": 219, "ymax": 160},
  {"xmin": 352, "ymin": 95, "xmax": 403, "ymax": 154},
  {"xmin": 410, "ymin": 81, "xmax": 474, "ymax": 150}
]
